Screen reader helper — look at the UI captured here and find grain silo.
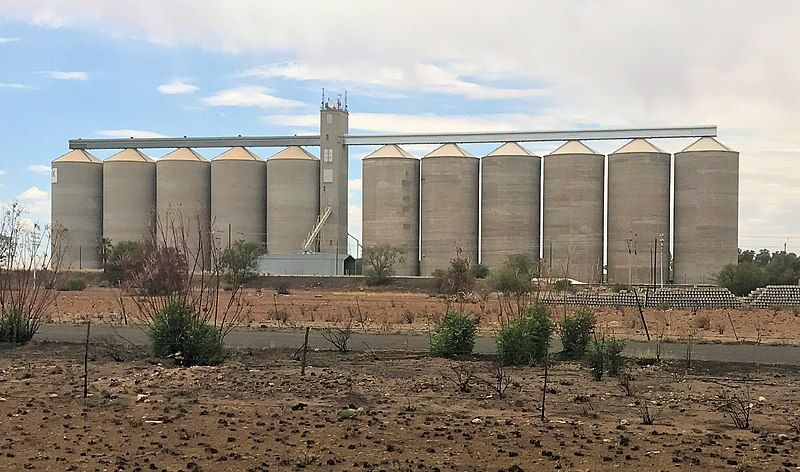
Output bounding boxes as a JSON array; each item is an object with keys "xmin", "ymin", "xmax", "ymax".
[
  {"xmin": 420, "ymin": 144, "xmax": 479, "ymax": 275},
  {"xmin": 51, "ymin": 150, "xmax": 103, "ymax": 270},
  {"xmin": 156, "ymin": 148, "xmax": 211, "ymax": 268},
  {"xmin": 103, "ymin": 149, "xmax": 155, "ymax": 246},
  {"xmin": 542, "ymin": 141, "xmax": 604, "ymax": 283},
  {"xmin": 211, "ymin": 147, "xmax": 266, "ymax": 249},
  {"xmin": 266, "ymin": 146, "xmax": 319, "ymax": 254},
  {"xmin": 480, "ymin": 142, "xmax": 540, "ymax": 269},
  {"xmin": 362, "ymin": 145, "xmax": 420, "ymax": 276},
  {"xmin": 607, "ymin": 139, "xmax": 671, "ymax": 285},
  {"xmin": 673, "ymin": 137, "xmax": 739, "ymax": 284}
]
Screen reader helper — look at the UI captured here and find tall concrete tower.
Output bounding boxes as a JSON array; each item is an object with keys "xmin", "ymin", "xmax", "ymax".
[{"xmin": 318, "ymin": 94, "xmax": 349, "ymax": 254}]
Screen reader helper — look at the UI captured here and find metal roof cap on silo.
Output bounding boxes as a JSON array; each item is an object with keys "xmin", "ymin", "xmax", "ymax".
[
  {"xmin": 106, "ymin": 149, "xmax": 154, "ymax": 163},
  {"xmin": 364, "ymin": 144, "xmax": 417, "ymax": 159},
  {"xmin": 269, "ymin": 146, "xmax": 317, "ymax": 160},
  {"xmin": 160, "ymin": 147, "xmax": 208, "ymax": 161},
  {"xmin": 481, "ymin": 142, "xmax": 540, "ymax": 269},
  {"xmin": 52, "ymin": 149, "xmax": 103, "ymax": 270},
  {"xmin": 679, "ymin": 137, "xmax": 735, "ymax": 152},
  {"xmin": 53, "ymin": 149, "xmax": 103, "ymax": 163},
  {"xmin": 104, "ymin": 149, "xmax": 156, "ymax": 246},
  {"xmin": 420, "ymin": 143, "xmax": 479, "ymax": 275},
  {"xmin": 362, "ymin": 144, "xmax": 420, "ymax": 275},
  {"xmin": 213, "ymin": 146, "xmax": 262, "ymax": 161},
  {"xmin": 424, "ymin": 143, "xmax": 475, "ymax": 158},
  {"xmin": 673, "ymin": 137, "xmax": 738, "ymax": 284},
  {"xmin": 548, "ymin": 140, "xmax": 600, "ymax": 155},
  {"xmin": 607, "ymin": 138, "xmax": 671, "ymax": 285},
  {"xmin": 542, "ymin": 140, "xmax": 604, "ymax": 283}
]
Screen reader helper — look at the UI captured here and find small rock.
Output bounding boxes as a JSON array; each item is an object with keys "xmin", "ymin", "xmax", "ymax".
[
  {"xmin": 291, "ymin": 402, "xmax": 307, "ymax": 411},
  {"xmin": 471, "ymin": 418, "xmax": 483, "ymax": 424},
  {"xmin": 136, "ymin": 394, "xmax": 148, "ymax": 403},
  {"xmin": 620, "ymin": 419, "xmax": 629, "ymax": 426}
]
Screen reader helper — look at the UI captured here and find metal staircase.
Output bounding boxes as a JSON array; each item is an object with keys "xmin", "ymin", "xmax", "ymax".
[{"xmin": 301, "ymin": 201, "xmax": 333, "ymax": 254}]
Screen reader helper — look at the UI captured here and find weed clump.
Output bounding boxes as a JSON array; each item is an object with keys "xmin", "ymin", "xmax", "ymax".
[
  {"xmin": 430, "ymin": 311, "xmax": 478, "ymax": 358},
  {"xmin": 560, "ymin": 309, "xmax": 596, "ymax": 359},
  {"xmin": 586, "ymin": 335, "xmax": 625, "ymax": 380},
  {"xmin": 495, "ymin": 305, "xmax": 551, "ymax": 366},
  {"xmin": 148, "ymin": 297, "xmax": 225, "ymax": 366}
]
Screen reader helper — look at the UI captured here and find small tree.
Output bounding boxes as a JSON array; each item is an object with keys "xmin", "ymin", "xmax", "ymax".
[
  {"xmin": 560, "ymin": 309, "xmax": 596, "ymax": 359},
  {"xmin": 496, "ymin": 304, "xmax": 552, "ymax": 366},
  {"xmin": 363, "ymin": 244, "xmax": 404, "ymax": 286},
  {"xmin": 429, "ymin": 311, "xmax": 478, "ymax": 358},
  {"xmin": 490, "ymin": 253, "xmax": 541, "ymax": 319},
  {"xmin": 433, "ymin": 257, "xmax": 476, "ymax": 295},
  {"xmin": 220, "ymin": 240, "xmax": 264, "ymax": 286},
  {"xmin": 586, "ymin": 334, "xmax": 626, "ymax": 380},
  {"xmin": 104, "ymin": 240, "xmax": 143, "ymax": 285}
]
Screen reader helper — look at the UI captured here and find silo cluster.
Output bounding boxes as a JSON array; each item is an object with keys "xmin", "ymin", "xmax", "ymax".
[
  {"xmin": 51, "ymin": 145, "xmax": 325, "ymax": 271},
  {"xmin": 362, "ymin": 145, "xmax": 420, "ymax": 276},
  {"xmin": 420, "ymin": 144, "xmax": 480, "ymax": 276}
]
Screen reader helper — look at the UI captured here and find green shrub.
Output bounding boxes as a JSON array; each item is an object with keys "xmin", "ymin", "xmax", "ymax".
[
  {"xmin": 433, "ymin": 258, "xmax": 476, "ymax": 295},
  {"xmin": 0, "ymin": 311, "xmax": 35, "ymax": 344},
  {"xmin": 560, "ymin": 310, "xmax": 596, "ymax": 359},
  {"xmin": 495, "ymin": 305, "xmax": 552, "ymax": 366},
  {"xmin": 611, "ymin": 283, "xmax": 631, "ymax": 293},
  {"xmin": 553, "ymin": 279, "xmax": 574, "ymax": 293},
  {"xmin": 471, "ymin": 263, "xmax": 490, "ymax": 279},
  {"xmin": 429, "ymin": 312, "xmax": 478, "ymax": 358},
  {"xmin": 363, "ymin": 245, "xmax": 404, "ymax": 286},
  {"xmin": 220, "ymin": 240, "xmax": 264, "ymax": 286},
  {"xmin": 148, "ymin": 297, "xmax": 225, "ymax": 366},
  {"xmin": 586, "ymin": 337, "xmax": 626, "ymax": 380},
  {"xmin": 61, "ymin": 278, "xmax": 87, "ymax": 291}
]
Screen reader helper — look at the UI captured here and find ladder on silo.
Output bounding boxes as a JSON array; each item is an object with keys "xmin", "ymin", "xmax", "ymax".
[{"xmin": 301, "ymin": 201, "xmax": 333, "ymax": 254}]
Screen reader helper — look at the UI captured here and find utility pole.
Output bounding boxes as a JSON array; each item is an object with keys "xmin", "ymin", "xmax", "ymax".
[{"xmin": 659, "ymin": 233, "xmax": 665, "ymax": 288}]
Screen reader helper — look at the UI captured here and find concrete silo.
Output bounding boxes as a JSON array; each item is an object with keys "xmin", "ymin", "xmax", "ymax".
[
  {"xmin": 211, "ymin": 147, "xmax": 266, "ymax": 249},
  {"xmin": 542, "ymin": 141, "xmax": 604, "ymax": 283},
  {"xmin": 420, "ymin": 144, "xmax": 479, "ymax": 275},
  {"xmin": 51, "ymin": 150, "xmax": 103, "ymax": 270},
  {"xmin": 103, "ymin": 149, "xmax": 155, "ymax": 246},
  {"xmin": 156, "ymin": 148, "xmax": 211, "ymax": 267},
  {"xmin": 266, "ymin": 146, "xmax": 319, "ymax": 254},
  {"xmin": 607, "ymin": 139, "xmax": 671, "ymax": 285},
  {"xmin": 673, "ymin": 137, "xmax": 739, "ymax": 284},
  {"xmin": 481, "ymin": 142, "xmax": 540, "ymax": 269},
  {"xmin": 362, "ymin": 145, "xmax": 420, "ymax": 276}
]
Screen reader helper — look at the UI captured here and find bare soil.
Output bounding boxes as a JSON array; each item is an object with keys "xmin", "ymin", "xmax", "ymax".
[
  {"xmin": 0, "ymin": 342, "xmax": 799, "ymax": 470},
  {"xmin": 51, "ymin": 287, "xmax": 800, "ymax": 345}
]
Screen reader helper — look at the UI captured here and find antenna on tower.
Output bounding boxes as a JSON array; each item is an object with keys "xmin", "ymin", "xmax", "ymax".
[
  {"xmin": 321, "ymin": 88, "xmax": 325, "ymax": 109},
  {"xmin": 336, "ymin": 93, "xmax": 342, "ymax": 109},
  {"xmin": 344, "ymin": 91, "xmax": 348, "ymax": 111}
]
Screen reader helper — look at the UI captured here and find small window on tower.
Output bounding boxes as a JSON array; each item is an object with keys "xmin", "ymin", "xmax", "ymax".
[
  {"xmin": 323, "ymin": 169, "xmax": 334, "ymax": 183},
  {"xmin": 326, "ymin": 113, "xmax": 333, "ymax": 124}
]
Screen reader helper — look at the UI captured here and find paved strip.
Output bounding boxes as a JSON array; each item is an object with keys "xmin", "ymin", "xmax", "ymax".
[{"xmin": 33, "ymin": 323, "xmax": 800, "ymax": 366}]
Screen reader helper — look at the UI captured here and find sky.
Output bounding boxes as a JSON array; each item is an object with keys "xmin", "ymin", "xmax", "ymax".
[{"xmin": 1, "ymin": 0, "xmax": 799, "ymax": 254}]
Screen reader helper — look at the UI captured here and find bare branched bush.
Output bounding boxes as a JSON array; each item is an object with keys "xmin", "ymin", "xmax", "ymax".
[
  {"xmin": 444, "ymin": 361, "xmax": 475, "ymax": 393},
  {"xmin": 480, "ymin": 362, "xmax": 514, "ymax": 399},
  {"xmin": 0, "ymin": 203, "xmax": 66, "ymax": 344},
  {"xmin": 618, "ymin": 371, "xmax": 636, "ymax": 396},
  {"xmin": 489, "ymin": 253, "xmax": 543, "ymax": 322},
  {"xmin": 634, "ymin": 397, "xmax": 662, "ymax": 425},
  {"xmin": 322, "ymin": 316, "xmax": 353, "ymax": 353},
  {"xmin": 717, "ymin": 386, "xmax": 753, "ymax": 429}
]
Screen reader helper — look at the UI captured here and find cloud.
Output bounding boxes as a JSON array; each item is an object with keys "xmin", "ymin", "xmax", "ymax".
[
  {"xmin": 241, "ymin": 62, "xmax": 546, "ymax": 100},
  {"xmin": 15, "ymin": 186, "xmax": 50, "ymax": 222},
  {"xmin": 348, "ymin": 203, "xmax": 362, "ymax": 256},
  {"xmin": 0, "ymin": 37, "xmax": 20, "ymax": 43},
  {"xmin": 201, "ymin": 86, "xmax": 304, "ymax": 109},
  {"xmin": 44, "ymin": 71, "xmax": 88, "ymax": 81},
  {"xmin": 26, "ymin": 164, "xmax": 51, "ymax": 174},
  {"xmin": 0, "ymin": 83, "xmax": 37, "ymax": 90},
  {"xmin": 95, "ymin": 129, "xmax": 168, "ymax": 138},
  {"xmin": 349, "ymin": 178, "xmax": 362, "ymax": 192},
  {"xmin": 158, "ymin": 79, "xmax": 199, "ymax": 94}
]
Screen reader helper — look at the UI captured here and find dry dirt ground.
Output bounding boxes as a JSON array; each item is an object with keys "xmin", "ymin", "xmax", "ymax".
[
  {"xmin": 51, "ymin": 287, "xmax": 800, "ymax": 345},
  {"xmin": 1, "ymin": 343, "xmax": 799, "ymax": 471}
]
